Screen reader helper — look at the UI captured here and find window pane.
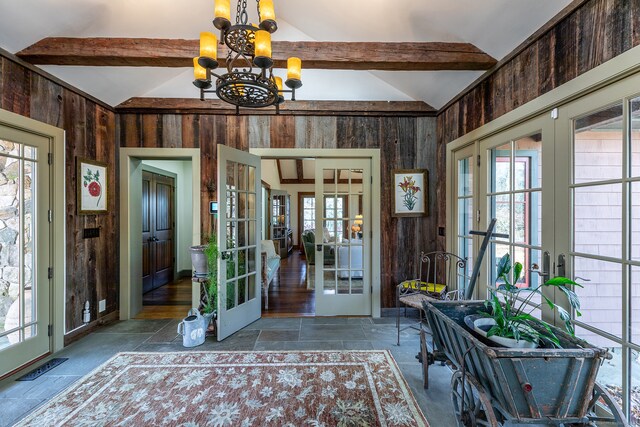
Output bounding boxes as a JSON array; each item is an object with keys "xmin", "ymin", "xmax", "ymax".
[
  {"xmin": 491, "ymin": 143, "xmax": 511, "ymax": 193},
  {"xmin": 633, "ymin": 181, "xmax": 640, "ymax": 261},
  {"xmin": 632, "ymin": 96, "xmax": 640, "ymax": 178},
  {"xmin": 574, "ymin": 183, "xmax": 622, "ymax": 258},
  {"xmin": 458, "ymin": 198, "xmax": 473, "ymax": 237},
  {"xmin": 490, "ymin": 194, "xmax": 510, "ymax": 241},
  {"xmin": 515, "ymin": 133, "xmax": 542, "ymax": 189},
  {"xmin": 574, "ymin": 103, "xmax": 623, "ymax": 184},
  {"xmin": 458, "ymin": 157, "xmax": 473, "ymax": 197},
  {"xmin": 632, "ymin": 266, "xmax": 640, "ymax": 345},
  {"xmin": 574, "ymin": 256, "xmax": 622, "ymax": 338}
]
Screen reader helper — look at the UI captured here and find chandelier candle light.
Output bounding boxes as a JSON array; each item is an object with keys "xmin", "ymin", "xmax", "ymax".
[{"xmin": 194, "ymin": 0, "xmax": 303, "ymax": 113}]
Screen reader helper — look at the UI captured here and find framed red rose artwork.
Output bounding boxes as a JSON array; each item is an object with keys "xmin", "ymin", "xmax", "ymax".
[{"xmin": 77, "ymin": 158, "xmax": 108, "ymax": 214}]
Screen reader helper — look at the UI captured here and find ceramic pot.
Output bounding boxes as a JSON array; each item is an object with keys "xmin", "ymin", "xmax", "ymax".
[
  {"xmin": 464, "ymin": 314, "xmax": 538, "ymax": 349},
  {"xmin": 190, "ymin": 245, "xmax": 208, "ymax": 277}
]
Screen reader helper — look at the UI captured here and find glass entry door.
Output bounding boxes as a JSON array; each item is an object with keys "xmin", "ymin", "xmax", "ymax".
[
  {"xmin": 0, "ymin": 125, "xmax": 51, "ymax": 376},
  {"xmin": 314, "ymin": 159, "xmax": 371, "ymax": 316},
  {"xmin": 216, "ymin": 145, "xmax": 261, "ymax": 341}
]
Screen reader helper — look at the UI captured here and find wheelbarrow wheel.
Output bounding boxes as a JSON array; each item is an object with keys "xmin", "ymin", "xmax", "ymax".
[
  {"xmin": 572, "ymin": 382, "xmax": 627, "ymax": 426},
  {"xmin": 451, "ymin": 370, "xmax": 499, "ymax": 427}
]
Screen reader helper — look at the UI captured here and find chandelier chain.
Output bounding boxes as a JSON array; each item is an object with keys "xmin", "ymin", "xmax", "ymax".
[{"xmin": 256, "ymin": 0, "xmax": 261, "ymax": 22}]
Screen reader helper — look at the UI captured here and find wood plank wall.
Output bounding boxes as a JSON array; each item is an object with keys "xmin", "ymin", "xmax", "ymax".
[
  {"xmin": 438, "ymin": 0, "xmax": 640, "ymax": 144},
  {"xmin": 0, "ymin": 55, "xmax": 119, "ymax": 334},
  {"xmin": 117, "ymin": 113, "xmax": 441, "ymax": 308}
]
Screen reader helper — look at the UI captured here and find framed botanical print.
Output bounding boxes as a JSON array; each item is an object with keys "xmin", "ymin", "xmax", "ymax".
[
  {"xmin": 77, "ymin": 158, "xmax": 107, "ymax": 214},
  {"xmin": 393, "ymin": 169, "xmax": 428, "ymax": 217}
]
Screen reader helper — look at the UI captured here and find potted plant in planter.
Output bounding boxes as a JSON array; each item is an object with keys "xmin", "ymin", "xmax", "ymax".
[
  {"xmin": 201, "ymin": 233, "xmax": 219, "ymax": 334},
  {"xmin": 465, "ymin": 253, "xmax": 583, "ymax": 348}
]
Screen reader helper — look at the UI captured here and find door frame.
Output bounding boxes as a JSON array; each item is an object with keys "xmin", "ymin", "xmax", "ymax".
[
  {"xmin": 0, "ymin": 108, "xmax": 65, "ymax": 355},
  {"xmin": 251, "ymin": 148, "xmax": 382, "ymax": 317},
  {"xmin": 119, "ymin": 148, "xmax": 201, "ymax": 320}
]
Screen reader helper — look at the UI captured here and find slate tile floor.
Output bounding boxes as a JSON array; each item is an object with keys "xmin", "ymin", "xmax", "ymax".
[{"xmin": 0, "ymin": 317, "xmax": 456, "ymax": 426}]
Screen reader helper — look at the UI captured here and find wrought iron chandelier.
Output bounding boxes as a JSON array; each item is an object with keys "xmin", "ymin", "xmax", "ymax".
[{"xmin": 193, "ymin": 0, "xmax": 303, "ymax": 112}]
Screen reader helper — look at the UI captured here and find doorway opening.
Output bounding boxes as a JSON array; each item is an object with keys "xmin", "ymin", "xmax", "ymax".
[
  {"xmin": 119, "ymin": 148, "xmax": 201, "ymax": 321},
  {"xmin": 258, "ymin": 155, "xmax": 376, "ymax": 318},
  {"xmin": 138, "ymin": 161, "xmax": 193, "ymax": 318}
]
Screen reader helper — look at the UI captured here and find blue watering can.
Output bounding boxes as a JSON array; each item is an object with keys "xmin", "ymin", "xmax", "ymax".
[{"xmin": 177, "ymin": 308, "xmax": 206, "ymax": 347}]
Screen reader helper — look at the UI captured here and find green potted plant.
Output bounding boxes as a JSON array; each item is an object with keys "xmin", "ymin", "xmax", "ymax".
[
  {"xmin": 465, "ymin": 253, "xmax": 583, "ymax": 348},
  {"xmin": 201, "ymin": 233, "xmax": 219, "ymax": 333}
]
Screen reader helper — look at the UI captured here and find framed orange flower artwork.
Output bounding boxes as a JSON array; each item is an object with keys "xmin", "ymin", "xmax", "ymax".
[
  {"xmin": 393, "ymin": 169, "xmax": 428, "ymax": 217},
  {"xmin": 77, "ymin": 158, "xmax": 108, "ymax": 214}
]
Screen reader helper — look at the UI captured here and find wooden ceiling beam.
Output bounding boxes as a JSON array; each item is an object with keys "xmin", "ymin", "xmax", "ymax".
[
  {"xmin": 296, "ymin": 160, "xmax": 304, "ymax": 182},
  {"xmin": 17, "ymin": 37, "xmax": 497, "ymax": 71},
  {"xmin": 116, "ymin": 98, "xmax": 436, "ymax": 116}
]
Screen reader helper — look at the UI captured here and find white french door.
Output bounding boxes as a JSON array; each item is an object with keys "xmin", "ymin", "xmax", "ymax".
[
  {"xmin": 314, "ymin": 159, "xmax": 371, "ymax": 316},
  {"xmin": 554, "ymin": 73, "xmax": 640, "ymax": 420},
  {"xmin": 0, "ymin": 125, "xmax": 51, "ymax": 376},
  {"xmin": 216, "ymin": 145, "xmax": 261, "ymax": 340},
  {"xmin": 451, "ymin": 144, "xmax": 477, "ymax": 295},
  {"xmin": 477, "ymin": 116, "xmax": 555, "ymax": 324}
]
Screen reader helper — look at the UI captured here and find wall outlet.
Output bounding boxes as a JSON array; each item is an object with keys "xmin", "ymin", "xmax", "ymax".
[{"xmin": 99, "ymin": 299, "xmax": 106, "ymax": 313}]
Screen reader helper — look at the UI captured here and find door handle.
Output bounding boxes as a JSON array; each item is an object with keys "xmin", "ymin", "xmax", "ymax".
[
  {"xmin": 316, "ymin": 244, "xmax": 322, "ymax": 252},
  {"xmin": 531, "ymin": 251, "xmax": 550, "ymax": 283},
  {"xmin": 557, "ymin": 254, "xmax": 565, "ymax": 277},
  {"xmin": 221, "ymin": 251, "xmax": 230, "ymax": 260}
]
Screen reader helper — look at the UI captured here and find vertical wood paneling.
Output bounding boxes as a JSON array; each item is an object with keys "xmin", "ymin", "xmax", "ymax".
[
  {"xmin": 269, "ymin": 115, "xmax": 295, "ymax": 148},
  {"xmin": 1, "ymin": 55, "xmax": 119, "ymax": 335},
  {"xmin": 141, "ymin": 114, "xmax": 161, "ymax": 148},
  {"xmin": 248, "ymin": 116, "xmax": 270, "ymax": 148},
  {"xmin": 119, "ymin": 112, "xmax": 437, "ymax": 308},
  {"xmin": 181, "ymin": 114, "xmax": 200, "ymax": 148},
  {"xmin": 161, "ymin": 114, "xmax": 182, "ymax": 148},
  {"xmin": 29, "ymin": 74, "xmax": 62, "ymax": 127},
  {"xmin": 119, "ymin": 114, "xmax": 141, "ymax": 147},
  {"xmin": 1, "ymin": 59, "xmax": 30, "ymax": 116}
]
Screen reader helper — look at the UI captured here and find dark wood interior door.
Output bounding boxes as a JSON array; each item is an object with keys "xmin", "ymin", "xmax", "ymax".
[{"xmin": 142, "ymin": 171, "xmax": 175, "ymax": 293}]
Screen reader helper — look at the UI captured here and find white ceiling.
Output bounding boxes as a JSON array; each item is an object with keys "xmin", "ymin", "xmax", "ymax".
[{"xmin": 0, "ymin": 0, "xmax": 573, "ymax": 108}]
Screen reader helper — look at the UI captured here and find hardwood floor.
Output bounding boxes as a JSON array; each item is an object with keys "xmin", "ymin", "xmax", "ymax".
[
  {"xmin": 136, "ymin": 252, "xmax": 314, "ymax": 319},
  {"xmin": 263, "ymin": 250, "xmax": 315, "ymax": 317},
  {"xmin": 137, "ymin": 277, "xmax": 192, "ymax": 319}
]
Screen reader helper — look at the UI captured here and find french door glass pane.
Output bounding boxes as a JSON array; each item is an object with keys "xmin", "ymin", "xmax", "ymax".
[
  {"xmin": 632, "ymin": 266, "xmax": 640, "ymax": 345},
  {"xmin": 631, "ymin": 349, "xmax": 640, "ymax": 426},
  {"xmin": 515, "ymin": 133, "xmax": 542, "ymax": 189},
  {"xmin": 574, "ymin": 256, "xmax": 622, "ymax": 338},
  {"xmin": 492, "ymin": 144, "xmax": 511, "ymax": 192},
  {"xmin": 574, "ymin": 103, "xmax": 623, "ymax": 184},
  {"xmin": 633, "ymin": 182, "xmax": 640, "ymax": 262},
  {"xmin": 490, "ymin": 194, "xmax": 510, "ymax": 240},
  {"xmin": 321, "ymin": 168, "xmax": 364, "ymax": 296},
  {"xmin": 0, "ymin": 141, "xmax": 37, "ymax": 350},
  {"xmin": 573, "ymin": 183, "xmax": 622, "ymax": 258},
  {"xmin": 224, "ymin": 159, "xmax": 258, "ymax": 311},
  {"xmin": 632, "ymin": 97, "xmax": 640, "ymax": 178},
  {"xmin": 458, "ymin": 157, "xmax": 472, "ymax": 197}
]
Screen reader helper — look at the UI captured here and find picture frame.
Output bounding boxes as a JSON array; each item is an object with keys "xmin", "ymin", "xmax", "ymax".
[
  {"xmin": 77, "ymin": 158, "xmax": 108, "ymax": 214},
  {"xmin": 392, "ymin": 169, "xmax": 428, "ymax": 217}
]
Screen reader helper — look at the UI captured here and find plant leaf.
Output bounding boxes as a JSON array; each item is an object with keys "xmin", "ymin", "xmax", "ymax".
[
  {"xmin": 513, "ymin": 262, "xmax": 523, "ymax": 284},
  {"xmin": 496, "ymin": 253, "xmax": 511, "ymax": 279},
  {"xmin": 545, "ymin": 276, "xmax": 583, "ymax": 288}
]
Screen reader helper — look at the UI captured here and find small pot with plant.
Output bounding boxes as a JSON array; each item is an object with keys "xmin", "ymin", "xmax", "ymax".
[{"xmin": 464, "ymin": 253, "xmax": 583, "ymax": 349}]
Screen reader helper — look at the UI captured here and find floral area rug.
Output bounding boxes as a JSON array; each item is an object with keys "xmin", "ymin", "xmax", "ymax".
[{"xmin": 16, "ymin": 350, "xmax": 428, "ymax": 426}]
